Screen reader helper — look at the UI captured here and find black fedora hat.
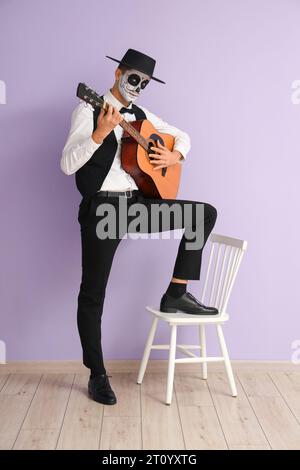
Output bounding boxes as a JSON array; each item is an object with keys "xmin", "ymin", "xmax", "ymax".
[{"xmin": 105, "ymin": 48, "xmax": 166, "ymax": 84}]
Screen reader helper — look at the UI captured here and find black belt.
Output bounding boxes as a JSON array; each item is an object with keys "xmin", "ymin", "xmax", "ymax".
[{"xmin": 96, "ymin": 189, "xmax": 140, "ymax": 198}]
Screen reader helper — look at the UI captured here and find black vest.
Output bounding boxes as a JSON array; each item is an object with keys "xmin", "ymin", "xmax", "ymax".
[{"xmin": 75, "ymin": 96, "xmax": 147, "ymax": 197}]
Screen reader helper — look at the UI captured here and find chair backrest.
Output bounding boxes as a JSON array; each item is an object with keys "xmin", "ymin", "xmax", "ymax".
[{"xmin": 200, "ymin": 233, "xmax": 247, "ymax": 313}]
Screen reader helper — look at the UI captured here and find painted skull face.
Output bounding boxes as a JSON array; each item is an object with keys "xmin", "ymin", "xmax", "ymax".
[{"xmin": 118, "ymin": 68, "xmax": 150, "ymax": 103}]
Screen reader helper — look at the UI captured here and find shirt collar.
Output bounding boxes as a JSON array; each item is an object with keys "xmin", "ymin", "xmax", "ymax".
[{"xmin": 103, "ymin": 88, "xmax": 133, "ymax": 111}]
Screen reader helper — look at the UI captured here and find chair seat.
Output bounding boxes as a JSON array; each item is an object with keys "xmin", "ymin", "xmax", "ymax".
[{"xmin": 146, "ymin": 305, "xmax": 229, "ymax": 324}]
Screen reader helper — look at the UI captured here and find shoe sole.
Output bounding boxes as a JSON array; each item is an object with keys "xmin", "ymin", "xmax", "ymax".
[
  {"xmin": 88, "ymin": 390, "xmax": 117, "ymax": 405},
  {"xmin": 161, "ymin": 307, "xmax": 219, "ymax": 315}
]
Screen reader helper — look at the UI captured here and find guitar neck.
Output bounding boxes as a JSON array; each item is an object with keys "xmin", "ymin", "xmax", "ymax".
[
  {"xmin": 119, "ymin": 118, "xmax": 148, "ymax": 149},
  {"xmin": 77, "ymin": 83, "xmax": 149, "ymax": 151}
]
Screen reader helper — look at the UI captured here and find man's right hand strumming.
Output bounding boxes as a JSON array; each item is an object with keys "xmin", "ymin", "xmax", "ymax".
[{"xmin": 92, "ymin": 104, "xmax": 123, "ymax": 144}]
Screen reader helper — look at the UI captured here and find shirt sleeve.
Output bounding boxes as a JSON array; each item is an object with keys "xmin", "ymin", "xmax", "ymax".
[
  {"xmin": 60, "ymin": 101, "xmax": 103, "ymax": 175},
  {"xmin": 138, "ymin": 105, "xmax": 191, "ymax": 161}
]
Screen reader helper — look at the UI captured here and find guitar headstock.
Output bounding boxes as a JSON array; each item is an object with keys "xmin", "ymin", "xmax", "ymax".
[{"xmin": 76, "ymin": 82, "xmax": 104, "ymax": 109}]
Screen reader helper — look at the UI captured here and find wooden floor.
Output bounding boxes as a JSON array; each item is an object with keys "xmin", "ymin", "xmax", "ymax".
[{"xmin": 0, "ymin": 362, "xmax": 300, "ymax": 450}]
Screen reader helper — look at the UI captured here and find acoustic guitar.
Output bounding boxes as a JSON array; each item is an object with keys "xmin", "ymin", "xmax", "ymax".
[{"xmin": 76, "ymin": 83, "xmax": 181, "ymax": 199}]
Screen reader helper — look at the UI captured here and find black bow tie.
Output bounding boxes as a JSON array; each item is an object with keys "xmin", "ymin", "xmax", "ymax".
[{"xmin": 119, "ymin": 106, "xmax": 135, "ymax": 114}]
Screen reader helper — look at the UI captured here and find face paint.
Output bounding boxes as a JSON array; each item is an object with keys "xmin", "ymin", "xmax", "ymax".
[{"xmin": 118, "ymin": 68, "xmax": 150, "ymax": 103}]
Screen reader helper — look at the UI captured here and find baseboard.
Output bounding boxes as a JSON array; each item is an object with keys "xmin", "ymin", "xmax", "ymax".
[{"xmin": 0, "ymin": 359, "xmax": 298, "ymax": 374}]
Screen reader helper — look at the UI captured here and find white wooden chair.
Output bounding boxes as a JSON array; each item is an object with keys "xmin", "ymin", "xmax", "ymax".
[{"xmin": 137, "ymin": 233, "xmax": 248, "ymax": 405}]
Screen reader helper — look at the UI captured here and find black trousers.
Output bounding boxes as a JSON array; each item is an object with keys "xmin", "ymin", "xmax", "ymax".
[{"xmin": 77, "ymin": 190, "xmax": 217, "ymax": 374}]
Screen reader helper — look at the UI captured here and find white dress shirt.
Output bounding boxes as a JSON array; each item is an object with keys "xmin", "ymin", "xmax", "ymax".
[{"xmin": 61, "ymin": 89, "xmax": 191, "ymax": 191}]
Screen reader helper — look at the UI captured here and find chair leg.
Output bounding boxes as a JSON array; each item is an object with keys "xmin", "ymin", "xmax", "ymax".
[
  {"xmin": 199, "ymin": 325, "xmax": 207, "ymax": 379},
  {"xmin": 216, "ymin": 324, "xmax": 237, "ymax": 396},
  {"xmin": 166, "ymin": 324, "xmax": 177, "ymax": 405},
  {"xmin": 137, "ymin": 316, "xmax": 158, "ymax": 384}
]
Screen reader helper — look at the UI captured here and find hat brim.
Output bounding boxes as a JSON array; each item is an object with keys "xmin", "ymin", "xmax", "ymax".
[{"xmin": 105, "ymin": 55, "xmax": 166, "ymax": 84}]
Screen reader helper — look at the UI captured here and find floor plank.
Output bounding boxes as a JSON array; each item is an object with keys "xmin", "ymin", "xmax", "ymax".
[
  {"xmin": 141, "ymin": 373, "xmax": 185, "ymax": 450},
  {"xmin": 100, "ymin": 417, "xmax": 141, "ymax": 450},
  {"xmin": 270, "ymin": 371, "xmax": 300, "ymax": 423},
  {"xmin": 175, "ymin": 374, "xmax": 228, "ymax": 449},
  {"xmin": 207, "ymin": 372, "xmax": 270, "ymax": 449},
  {"xmin": 103, "ymin": 373, "xmax": 141, "ymax": 418},
  {"xmin": 0, "ymin": 374, "xmax": 9, "ymax": 390},
  {"xmin": 99, "ymin": 373, "xmax": 142, "ymax": 450},
  {"xmin": 13, "ymin": 373, "xmax": 74, "ymax": 450},
  {"xmin": 0, "ymin": 374, "xmax": 41, "ymax": 449},
  {"xmin": 56, "ymin": 374, "xmax": 103, "ymax": 450},
  {"xmin": 238, "ymin": 372, "xmax": 300, "ymax": 450}
]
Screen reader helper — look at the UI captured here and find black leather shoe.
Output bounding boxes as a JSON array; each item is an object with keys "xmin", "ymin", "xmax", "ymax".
[
  {"xmin": 160, "ymin": 292, "xmax": 219, "ymax": 315},
  {"xmin": 88, "ymin": 374, "xmax": 117, "ymax": 405}
]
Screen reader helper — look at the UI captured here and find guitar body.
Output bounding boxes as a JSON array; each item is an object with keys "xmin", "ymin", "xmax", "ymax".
[{"xmin": 121, "ymin": 119, "xmax": 181, "ymax": 199}]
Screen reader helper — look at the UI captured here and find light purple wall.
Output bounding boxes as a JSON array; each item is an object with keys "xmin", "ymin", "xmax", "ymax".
[{"xmin": 1, "ymin": 0, "xmax": 299, "ymax": 362}]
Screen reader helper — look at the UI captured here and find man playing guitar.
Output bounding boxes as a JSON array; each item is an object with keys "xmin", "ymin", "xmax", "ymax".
[{"xmin": 61, "ymin": 49, "xmax": 218, "ymax": 405}]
